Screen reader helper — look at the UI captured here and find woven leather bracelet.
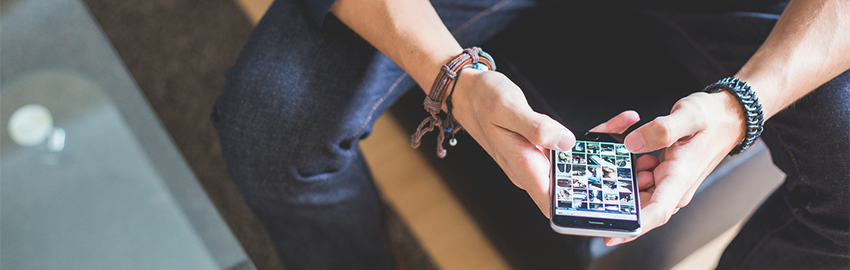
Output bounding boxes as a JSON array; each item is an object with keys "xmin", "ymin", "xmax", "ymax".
[
  {"xmin": 704, "ymin": 77, "xmax": 764, "ymax": 155},
  {"xmin": 411, "ymin": 47, "xmax": 496, "ymax": 158}
]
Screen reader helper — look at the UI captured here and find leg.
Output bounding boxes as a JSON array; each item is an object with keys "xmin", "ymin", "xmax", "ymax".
[
  {"xmin": 212, "ymin": 1, "xmax": 409, "ymax": 269},
  {"xmin": 642, "ymin": 4, "xmax": 849, "ymax": 268},
  {"xmin": 211, "ymin": 0, "xmax": 547, "ymax": 268}
]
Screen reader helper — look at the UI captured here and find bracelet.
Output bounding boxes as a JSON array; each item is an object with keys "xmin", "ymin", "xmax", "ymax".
[
  {"xmin": 703, "ymin": 77, "xmax": 764, "ymax": 155},
  {"xmin": 411, "ymin": 47, "xmax": 495, "ymax": 158}
]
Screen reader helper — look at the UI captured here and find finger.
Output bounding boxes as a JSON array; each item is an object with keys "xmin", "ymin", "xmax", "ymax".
[
  {"xmin": 499, "ymin": 108, "xmax": 575, "ymax": 151},
  {"xmin": 491, "ymin": 129, "xmax": 555, "ymax": 218},
  {"xmin": 634, "ymin": 154, "xmax": 659, "ymax": 172},
  {"xmin": 638, "ymin": 190, "xmax": 653, "ymax": 209},
  {"xmin": 674, "ymin": 171, "xmax": 702, "ymax": 209},
  {"xmin": 677, "ymin": 158, "xmax": 710, "ymax": 208},
  {"xmin": 653, "ymin": 145, "xmax": 712, "ymax": 210},
  {"xmin": 636, "ymin": 170, "xmax": 655, "ymax": 192},
  {"xmin": 525, "ymin": 153, "xmax": 555, "ymax": 217},
  {"xmin": 590, "ymin": 110, "xmax": 640, "ymax": 134},
  {"xmin": 605, "ymin": 236, "xmax": 636, "ymax": 246},
  {"xmin": 623, "ymin": 102, "xmax": 705, "ymax": 153},
  {"xmin": 634, "ymin": 155, "xmax": 658, "ymax": 191},
  {"xmin": 640, "ymin": 174, "xmax": 690, "ymax": 233},
  {"xmin": 641, "ymin": 158, "xmax": 693, "ymax": 224},
  {"xmin": 639, "ymin": 202, "xmax": 678, "ymax": 237}
]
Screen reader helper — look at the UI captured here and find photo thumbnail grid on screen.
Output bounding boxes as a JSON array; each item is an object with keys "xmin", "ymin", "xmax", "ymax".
[{"xmin": 555, "ymin": 142, "xmax": 635, "ymax": 215}]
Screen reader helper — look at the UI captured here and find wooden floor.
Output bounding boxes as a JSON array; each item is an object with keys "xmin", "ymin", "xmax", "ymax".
[{"xmin": 233, "ymin": 1, "xmax": 738, "ymax": 269}]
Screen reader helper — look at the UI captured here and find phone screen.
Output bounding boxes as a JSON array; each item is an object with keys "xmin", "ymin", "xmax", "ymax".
[{"xmin": 551, "ymin": 133, "xmax": 640, "ymax": 233}]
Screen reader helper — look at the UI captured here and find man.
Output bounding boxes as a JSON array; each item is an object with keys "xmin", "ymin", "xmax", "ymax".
[{"xmin": 212, "ymin": 0, "xmax": 849, "ymax": 268}]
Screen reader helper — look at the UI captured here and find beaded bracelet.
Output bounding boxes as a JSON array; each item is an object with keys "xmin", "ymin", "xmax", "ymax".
[
  {"xmin": 704, "ymin": 77, "xmax": 764, "ymax": 156},
  {"xmin": 411, "ymin": 47, "xmax": 496, "ymax": 158}
]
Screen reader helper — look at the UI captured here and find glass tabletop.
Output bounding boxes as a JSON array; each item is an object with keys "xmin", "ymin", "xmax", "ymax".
[{"xmin": 0, "ymin": 0, "xmax": 255, "ymax": 269}]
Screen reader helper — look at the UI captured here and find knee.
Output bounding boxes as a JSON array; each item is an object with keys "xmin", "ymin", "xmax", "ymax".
[{"xmin": 211, "ymin": 87, "xmax": 367, "ymax": 192}]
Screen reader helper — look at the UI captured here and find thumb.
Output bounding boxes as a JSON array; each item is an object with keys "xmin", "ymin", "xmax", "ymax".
[
  {"xmin": 624, "ymin": 107, "xmax": 703, "ymax": 153},
  {"xmin": 502, "ymin": 109, "xmax": 575, "ymax": 151},
  {"xmin": 590, "ymin": 110, "xmax": 640, "ymax": 134}
]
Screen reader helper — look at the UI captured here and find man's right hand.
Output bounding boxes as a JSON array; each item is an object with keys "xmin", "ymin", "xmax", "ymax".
[
  {"xmin": 451, "ymin": 69, "xmax": 641, "ymax": 217},
  {"xmin": 449, "ymin": 69, "xmax": 574, "ymax": 216},
  {"xmin": 330, "ymin": 0, "xmax": 643, "ymax": 217}
]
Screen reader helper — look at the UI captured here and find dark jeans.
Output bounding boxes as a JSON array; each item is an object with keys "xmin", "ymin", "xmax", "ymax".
[{"xmin": 211, "ymin": 0, "xmax": 849, "ymax": 269}]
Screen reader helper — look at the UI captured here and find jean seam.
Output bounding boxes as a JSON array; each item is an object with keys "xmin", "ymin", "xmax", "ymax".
[
  {"xmin": 451, "ymin": 0, "xmax": 515, "ymax": 35},
  {"xmin": 738, "ymin": 208, "xmax": 800, "ymax": 270},
  {"xmin": 346, "ymin": 73, "xmax": 409, "ymax": 157},
  {"xmin": 651, "ymin": 11, "xmax": 731, "ymax": 77}
]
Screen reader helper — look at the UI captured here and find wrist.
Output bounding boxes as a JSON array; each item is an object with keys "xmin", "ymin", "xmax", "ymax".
[
  {"xmin": 732, "ymin": 71, "xmax": 781, "ymax": 120},
  {"xmin": 714, "ymin": 90, "xmax": 748, "ymax": 146},
  {"xmin": 704, "ymin": 77, "xmax": 765, "ymax": 155},
  {"xmin": 408, "ymin": 47, "xmax": 464, "ymax": 94},
  {"xmin": 411, "ymin": 47, "xmax": 496, "ymax": 158},
  {"xmin": 443, "ymin": 67, "xmax": 487, "ymax": 113}
]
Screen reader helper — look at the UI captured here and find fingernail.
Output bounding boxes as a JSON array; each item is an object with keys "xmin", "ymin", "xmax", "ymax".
[
  {"xmin": 625, "ymin": 132, "xmax": 645, "ymax": 152},
  {"xmin": 557, "ymin": 130, "xmax": 574, "ymax": 151},
  {"xmin": 606, "ymin": 238, "xmax": 625, "ymax": 246}
]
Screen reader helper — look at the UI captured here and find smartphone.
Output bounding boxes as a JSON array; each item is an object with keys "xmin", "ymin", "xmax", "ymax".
[{"xmin": 550, "ymin": 131, "xmax": 641, "ymax": 238}]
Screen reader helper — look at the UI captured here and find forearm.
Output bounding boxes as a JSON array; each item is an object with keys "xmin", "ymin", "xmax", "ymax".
[
  {"xmin": 329, "ymin": 0, "xmax": 463, "ymax": 94},
  {"xmin": 735, "ymin": 0, "xmax": 850, "ymax": 119}
]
